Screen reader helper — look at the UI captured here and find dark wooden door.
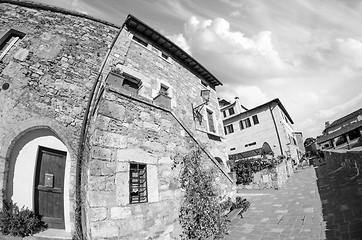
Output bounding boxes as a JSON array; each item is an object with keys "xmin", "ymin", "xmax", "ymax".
[{"xmin": 34, "ymin": 146, "xmax": 66, "ymax": 229}]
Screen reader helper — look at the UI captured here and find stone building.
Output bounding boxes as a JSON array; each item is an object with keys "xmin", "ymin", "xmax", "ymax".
[
  {"xmin": 0, "ymin": 1, "xmax": 234, "ymax": 239},
  {"xmin": 317, "ymin": 107, "xmax": 362, "ymax": 150},
  {"xmin": 220, "ymin": 97, "xmax": 301, "ymax": 162}
]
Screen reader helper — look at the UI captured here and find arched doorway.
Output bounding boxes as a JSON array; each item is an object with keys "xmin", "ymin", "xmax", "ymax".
[
  {"xmin": 261, "ymin": 142, "xmax": 273, "ymax": 155},
  {"xmin": 6, "ymin": 128, "xmax": 71, "ymax": 231}
]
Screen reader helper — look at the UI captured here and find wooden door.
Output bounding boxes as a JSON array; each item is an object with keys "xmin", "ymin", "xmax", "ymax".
[{"xmin": 34, "ymin": 146, "xmax": 66, "ymax": 229}]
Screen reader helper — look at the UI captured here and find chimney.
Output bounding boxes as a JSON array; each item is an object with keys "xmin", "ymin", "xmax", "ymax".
[
  {"xmin": 234, "ymin": 97, "xmax": 243, "ymax": 114},
  {"xmin": 325, "ymin": 121, "xmax": 330, "ymax": 128}
]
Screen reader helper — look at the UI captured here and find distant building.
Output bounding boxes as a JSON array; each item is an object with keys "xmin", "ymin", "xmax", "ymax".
[
  {"xmin": 317, "ymin": 107, "xmax": 362, "ymax": 150},
  {"xmin": 294, "ymin": 131, "xmax": 305, "ymax": 158},
  {"xmin": 220, "ymin": 98, "xmax": 301, "ymax": 162},
  {"xmin": 304, "ymin": 137, "xmax": 318, "ymax": 157}
]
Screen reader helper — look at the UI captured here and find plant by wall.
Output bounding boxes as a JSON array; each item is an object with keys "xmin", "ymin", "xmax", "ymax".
[
  {"xmin": 0, "ymin": 200, "xmax": 47, "ymax": 237},
  {"xmin": 234, "ymin": 156, "xmax": 285, "ymax": 185},
  {"xmin": 220, "ymin": 196, "xmax": 251, "ymax": 218},
  {"xmin": 173, "ymin": 146, "xmax": 228, "ymax": 239}
]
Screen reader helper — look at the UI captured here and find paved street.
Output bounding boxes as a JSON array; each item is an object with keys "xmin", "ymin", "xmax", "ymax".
[{"xmin": 225, "ymin": 165, "xmax": 362, "ymax": 240}]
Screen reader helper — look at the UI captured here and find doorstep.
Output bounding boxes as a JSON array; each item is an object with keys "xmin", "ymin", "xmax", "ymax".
[{"xmin": 32, "ymin": 229, "xmax": 71, "ymax": 240}]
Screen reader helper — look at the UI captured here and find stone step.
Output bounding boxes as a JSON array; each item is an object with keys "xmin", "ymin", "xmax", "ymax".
[{"xmin": 31, "ymin": 229, "xmax": 72, "ymax": 240}]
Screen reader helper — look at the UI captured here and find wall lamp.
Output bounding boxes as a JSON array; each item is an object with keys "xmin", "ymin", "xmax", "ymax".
[{"xmin": 192, "ymin": 89, "xmax": 211, "ymax": 121}]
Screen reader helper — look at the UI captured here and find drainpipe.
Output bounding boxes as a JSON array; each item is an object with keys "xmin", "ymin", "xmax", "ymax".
[
  {"xmin": 269, "ymin": 103, "xmax": 283, "ymax": 156},
  {"xmin": 75, "ymin": 25, "xmax": 123, "ymax": 239}
]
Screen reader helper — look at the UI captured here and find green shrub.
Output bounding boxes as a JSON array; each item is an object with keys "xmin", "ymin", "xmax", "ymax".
[
  {"xmin": 0, "ymin": 200, "xmax": 47, "ymax": 237},
  {"xmin": 174, "ymin": 147, "xmax": 228, "ymax": 240}
]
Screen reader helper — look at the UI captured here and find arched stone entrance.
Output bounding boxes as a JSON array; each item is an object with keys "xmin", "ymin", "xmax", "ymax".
[{"xmin": 1, "ymin": 122, "xmax": 74, "ymax": 232}]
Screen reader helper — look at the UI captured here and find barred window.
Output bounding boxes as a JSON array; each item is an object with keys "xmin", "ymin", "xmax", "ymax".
[{"xmin": 130, "ymin": 163, "xmax": 147, "ymax": 204}]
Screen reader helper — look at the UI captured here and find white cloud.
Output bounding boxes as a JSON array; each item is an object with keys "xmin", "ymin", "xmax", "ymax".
[
  {"xmin": 71, "ymin": 0, "xmax": 88, "ymax": 14},
  {"xmin": 316, "ymin": 93, "xmax": 362, "ymax": 119},
  {"xmin": 220, "ymin": 0, "xmax": 244, "ymax": 8},
  {"xmin": 229, "ymin": 10, "xmax": 242, "ymax": 17},
  {"xmin": 176, "ymin": 16, "xmax": 288, "ymax": 83},
  {"xmin": 295, "ymin": 91, "xmax": 319, "ymax": 104},
  {"xmin": 335, "ymin": 38, "xmax": 362, "ymax": 69},
  {"xmin": 219, "ymin": 85, "xmax": 269, "ymax": 108}
]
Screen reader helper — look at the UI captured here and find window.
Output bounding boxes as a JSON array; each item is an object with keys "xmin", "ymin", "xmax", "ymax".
[
  {"xmin": 228, "ymin": 107, "xmax": 235, "ymax": 116},
  {"xmin": 161, "ymin": 52, "xmax": 169, "ymax": 60},
  {"xmin": 206, "ymin": 109, "xmax": 216, "ymax": 133},
  {"xmin": 159, "ymin": 84, "xmax": 169, "ymax": 96},
  {"xmin": 230, "ymin": 148, "xmax": 236, "ymax": 151},
  {"xmin": 252, "ymin": 115, "xmax": 259, "ymax": 125},
  {"xmin": 122, "ymin": 77, "xmax": 141, "ymax": 94},
  {"xmin": 245, "ymin": 142, "xmax": 256, "ymax": 147},
  {"xmin": 225, "ymin": 124, "xmax": 234, "ymax": 135},
  {"xmin": 239, "ymin": 120, "xmax": 244, "ymax": 130},
  {"xmin": 130, "ymin": 163, "xmax": 147, "ymax": 204},
  {"xmin": 223, "ymin": 111, "xmax": 227, "ymax": 118},
  {"xmin": 244, "ymin": 118, "xmax": 251, "ymax": 128},
  {"xmin": 0, "ymin": 29, "xmax": 25, "ymax": 61},
  {"xmin": 132, "ymin": 35, "xmax": 148, "ymax": 47}
]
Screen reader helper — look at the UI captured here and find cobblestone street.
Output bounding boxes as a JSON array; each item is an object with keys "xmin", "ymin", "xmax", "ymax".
[{"xmin": 225, "ymin": 164, "xmax": 362, "ymax": 240}]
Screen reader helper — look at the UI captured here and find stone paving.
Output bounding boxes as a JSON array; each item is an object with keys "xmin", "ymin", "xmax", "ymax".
[{"xmin": 225, "ymin": 167, "xmax": 330, "ymax": 240}]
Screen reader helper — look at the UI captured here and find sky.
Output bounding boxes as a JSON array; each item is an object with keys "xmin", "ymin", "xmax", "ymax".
[{"xmin": 33, "ymin": 0, "xmax": 362, "ymax": 139}]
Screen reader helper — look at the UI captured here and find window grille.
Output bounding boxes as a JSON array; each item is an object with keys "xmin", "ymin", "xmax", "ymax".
[{"xmin": 129, "ymin": 163, "xmax": 147, "ymax": 204}]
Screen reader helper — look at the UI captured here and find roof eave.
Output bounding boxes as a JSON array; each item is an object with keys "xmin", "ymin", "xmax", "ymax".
[{"xmin": 124, "ymin": 14, "xmax": 222, "ymax": 88}]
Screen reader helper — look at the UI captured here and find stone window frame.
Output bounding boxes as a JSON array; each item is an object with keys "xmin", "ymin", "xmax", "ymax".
[
  {"xmin": 204, "ymin": 106, "xmax": 218, "ymax": 135},
  {"xmin": 159, "ymin": 83, "xmax": 169, "ymax": 96},
  {"xmin": 158, "ymin": 50, "xmax": 172, "ymax": 64},
  {"xmin": 154, "ymin": 79, "xmax": 174, "ymax": 102},
  {"xmin": 106, "ymin": 71, "xmax": 143, "ymax": 95},
  {"xmin": 129, "ymin": 162, "xmax": 148, "ymax": 204},
  {"xmin": 131, "ymin": 35, "xmax": 149, "ymax": 48},
  {"xmin": 0, "ymin": 29, "xmax": 26, "ymax": 61}
]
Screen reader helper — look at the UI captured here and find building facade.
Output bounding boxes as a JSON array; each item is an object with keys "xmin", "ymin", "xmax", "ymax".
[
  {"xmin": 220, "ymin": 98, "xmax": 301, "ymax": 162},
  {"xmin": 294, "ymin": 131, "xmax": 305, "ymax": 159},
  {"xmin": 317, "ymin": 107, "xmax": 362, "ymax": 150},
  {"xmin": 0, "ymin": 1, "xmax": 234, "ymax": 239}
]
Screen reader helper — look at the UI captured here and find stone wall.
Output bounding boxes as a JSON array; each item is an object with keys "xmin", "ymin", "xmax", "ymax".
[
  {"xmin": 96, "ymin": 27, "xmax": 229, "ymax": 168},
  {"xmin": 0, "ymin": 2, "xmax": 118, "ymax": 233},
  {"xmin": 86, "ymin": 89, "xmax": 235, "ymax": 239},
  {"xmin": 239, "ymin": 159, "xmax": 294, "ymax": 190}
]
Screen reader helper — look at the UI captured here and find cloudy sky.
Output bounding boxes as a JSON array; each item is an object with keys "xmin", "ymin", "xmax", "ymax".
[{"xmin": 33, "ymin": 0, "xmax": 362, "ymax": 139}]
